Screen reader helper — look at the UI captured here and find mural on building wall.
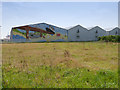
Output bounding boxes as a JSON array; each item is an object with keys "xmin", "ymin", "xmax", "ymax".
[
  {"xmin": 28, "ymin": 24, "xmax": 67, "ymax": 42},
  {"xmin": 11, "ymin": 24, "xmax": 68, "ymax": 42},
  {"xmin": 12, "ymin": 28, "xmax": 26, "ymax": 39}
]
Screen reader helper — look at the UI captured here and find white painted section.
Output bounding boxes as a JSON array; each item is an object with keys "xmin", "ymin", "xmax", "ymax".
[
  {"xmin": 68, "ymin": 25, "xmax": 90, "ymax": 41},
  {"xmin": 109, "ymin": 27, "xmax": 120, "ymax": 36},
  {"xmin": 68, "ymin": 25, "xmax": 107, "ymax": 41},
  {"xmin": 88, "ymin": 26, "xmax": 106, "ymax": 41}
]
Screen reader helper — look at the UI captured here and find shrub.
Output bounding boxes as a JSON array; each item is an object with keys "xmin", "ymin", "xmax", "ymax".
[{"xmin": 98, "ymin": 35, "xmax": 120, "ymax": 42}]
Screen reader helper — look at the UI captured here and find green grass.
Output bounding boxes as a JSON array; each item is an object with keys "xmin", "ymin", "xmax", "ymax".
[
  {"xmin": 2, "ymin": 42, "xmax": 118, "ymax": 88},
  {"xmin": 2, "ymin": 66, "xmax": 118, "ymax": 88}
]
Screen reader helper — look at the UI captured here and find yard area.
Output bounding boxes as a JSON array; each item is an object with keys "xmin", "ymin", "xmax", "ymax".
[{"xmin": 2, "ymin": 42, "xmax": 118, "ymax": 88}]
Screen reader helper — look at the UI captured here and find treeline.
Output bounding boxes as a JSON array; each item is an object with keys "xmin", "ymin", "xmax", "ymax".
[{"xmin": 98, "ymin": 35, "xmax": 120, "ymax": 42}]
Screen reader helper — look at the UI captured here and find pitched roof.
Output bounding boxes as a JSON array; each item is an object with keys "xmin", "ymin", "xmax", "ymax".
[
  {"xmin": 30, "ymin": 22, "xmax": 68, "ymax": 31},
  {"xmin": 68, "ymin": 25, "xmax": 88, "ymax": 31},
  {"xmin": 88, "ymin": 26, "xmax": 106, "ymax": 32}
]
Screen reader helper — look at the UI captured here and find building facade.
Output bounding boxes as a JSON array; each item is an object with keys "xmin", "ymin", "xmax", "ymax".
[
  {"xmin": 10, "ymin": 23, "xmax": 120, "ymax": 42},
  {"xmin": 88, "ymin": 26, "xmax": 107, "ymax": 41},
  {"xmin": 109, "ymin": 27, "xmax": 120, "ymax": 36},
  {"xmin": 10, "ymin": 23, "xmax": 68, "ymax": 42},
  {"xmin": 68, "ymin": 25, "xmax": 89, "ymax": 41}
]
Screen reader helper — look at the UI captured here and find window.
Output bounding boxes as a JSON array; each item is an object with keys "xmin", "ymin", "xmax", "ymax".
[
  {"xmin": 115, "ymin": 31, "xmax": 117, "ymax": 35},
  {"xmin": 76, "ymin": 35, "xmax": 80, "ymax": 38},
  {"xmin": 77, "ymin": 29, "xmax": 79, "ymax": 33},
  {"xmin": 96, "ymin": 30, "xmax": 98, "ymax": 33}
]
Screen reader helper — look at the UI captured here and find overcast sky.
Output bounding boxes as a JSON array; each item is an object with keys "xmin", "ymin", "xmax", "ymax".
[{"xmin": 1, "ymin": 1, "xmax": 118, "ymax": 39}]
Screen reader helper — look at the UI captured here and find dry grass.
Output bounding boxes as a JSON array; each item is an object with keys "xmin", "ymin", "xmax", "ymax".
[{"xmin": 2, "ymin": 42, "xmax": 118, "ymax": 71}]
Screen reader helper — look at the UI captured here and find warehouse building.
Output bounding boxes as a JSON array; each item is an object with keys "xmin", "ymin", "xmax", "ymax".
[
  {"xmin": 10, "ymin": 23, "xmax": 120, "ymax": 42},
  {"xmin": 67, "ymin": 25, "xmax": 107, "ymax": 41},
  {"xmin": 88, "ymin": 26, "xmax": 107, "ymax": 41},
  {"xmin": 10, "ymin": 23, "xmax": 68, "ymax": 42},
  {"xmin": 68, "ymin": 25, "xmax": 89, "ymax": 41},
  {"xmin": 109, "ymin": 27, "xmax": 120, "ymax": 36}
]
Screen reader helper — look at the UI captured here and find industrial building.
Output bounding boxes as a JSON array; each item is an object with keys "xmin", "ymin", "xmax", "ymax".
[
  {"xmin": 10, "ymin": 23, "xmax": 68, "ymax": 42},
  {"xmin": 10, "ymin": 23, "xmax": 120, "ymax": 42},
  {"xmin": 109, "ymin": 27, "xmax": 120, "ymax": 36},
  {"xmin": 68, "ymin": 25, "xmax": 107, "ymax": 41}
]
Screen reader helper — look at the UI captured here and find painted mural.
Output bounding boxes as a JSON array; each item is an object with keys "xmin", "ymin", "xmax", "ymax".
[
  {"xmin": 11, "ymin": 23, "xmax": 68, "ymax": 42},
  {"xmin": 12, "ymin": 29, "xmax": 26, "ymax": 39}
]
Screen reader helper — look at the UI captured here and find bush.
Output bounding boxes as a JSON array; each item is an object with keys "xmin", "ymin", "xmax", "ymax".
[{"xmin": 98, "ymin": 35, "xmax": 120, "ymax": 42}]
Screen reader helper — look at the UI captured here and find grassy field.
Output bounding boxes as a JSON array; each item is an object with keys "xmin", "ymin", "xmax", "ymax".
[{"xmin": 2, "ymin": 42, "xmax": 118, "ymax": 88}]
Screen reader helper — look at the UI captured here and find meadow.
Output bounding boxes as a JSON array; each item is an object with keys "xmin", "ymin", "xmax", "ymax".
[{"xmin": 2, "ymin": 42, "xmax": 118, "ymax": 88}]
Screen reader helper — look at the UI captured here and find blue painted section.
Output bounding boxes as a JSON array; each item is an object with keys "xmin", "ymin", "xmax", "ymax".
[
  {"xmin": 37, "ymin": 40, "xmax": 47, "ymax": 42},
  {"xmin": 13, "ymin": 35, "xmax": 26, "ymax": 39},
  {"xmin": 52, "ymin": 39, "xmax": 66, "ymax": 42}
]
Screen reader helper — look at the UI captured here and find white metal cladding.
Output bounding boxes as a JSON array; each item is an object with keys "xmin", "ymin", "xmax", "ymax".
[
  {"xmin": 67, "ymin": 25, "xmax": 107, "ymax": 41},
  {"xmin": 109, "ymin": 27, "xmax": 120, "ymax": 36},
  {"xmin": 68, "ymin": 25, "xmax": 89, "ymax": 41},
  {"xmin": 88, "ymin": 26, "xmax": 107, "ymax": 41}
]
